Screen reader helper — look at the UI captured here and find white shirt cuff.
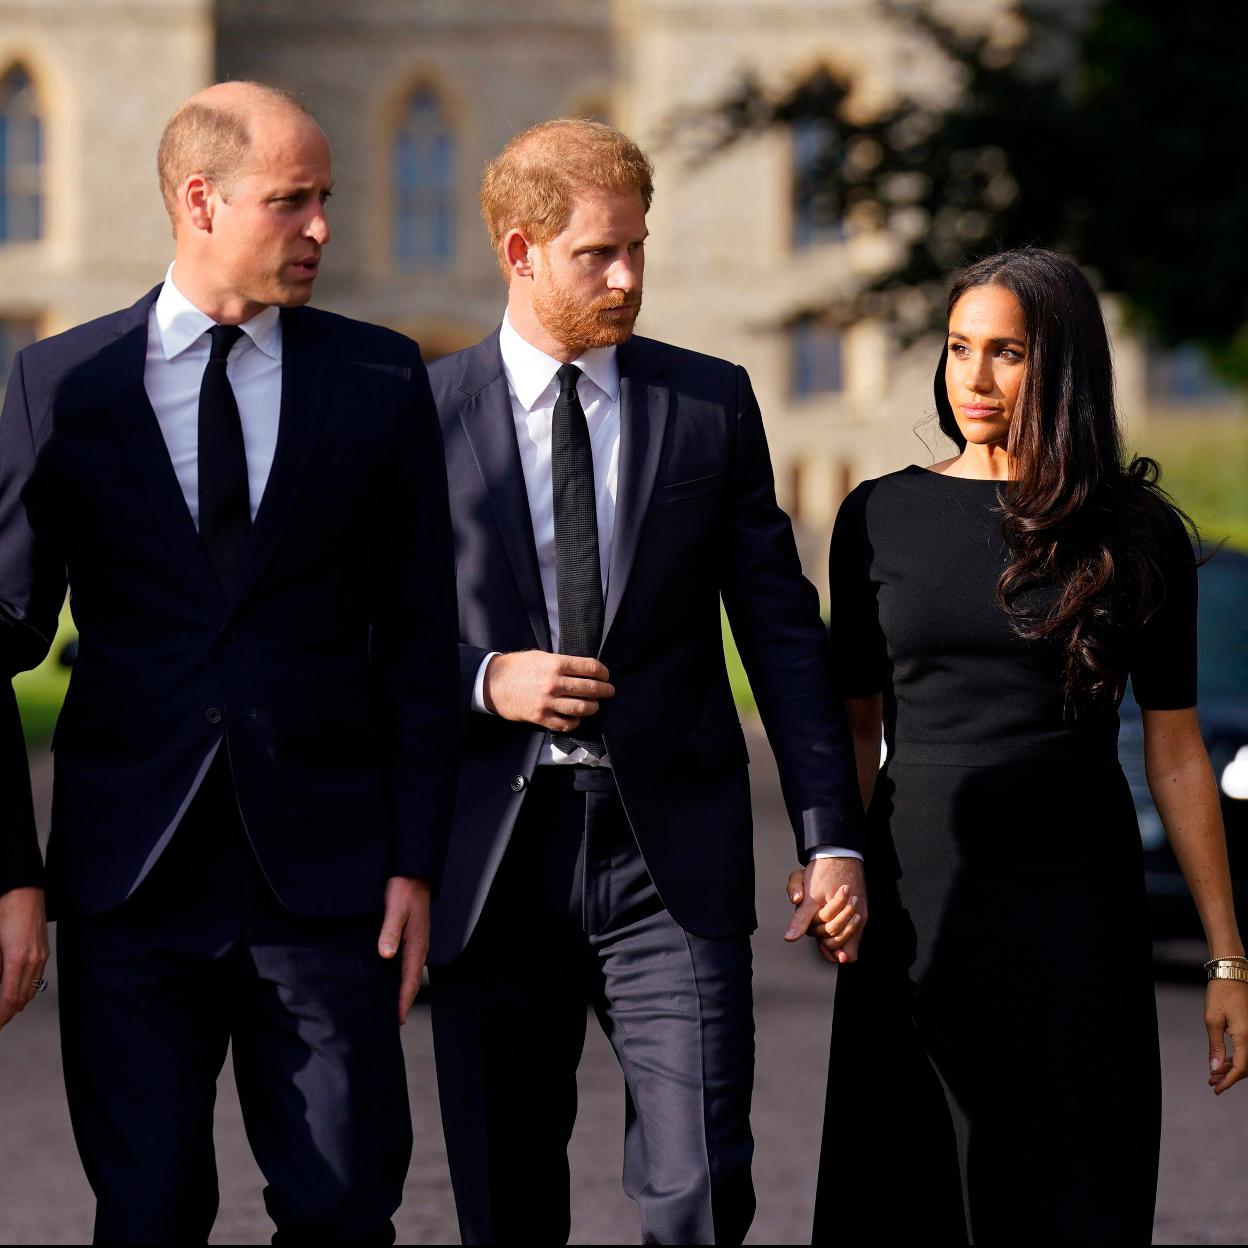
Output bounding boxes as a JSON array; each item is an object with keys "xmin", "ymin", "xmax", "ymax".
[
  {"xmin": 471, "ymin": 652, "xmax": 501, "ymax": 715},
  {"xmin": 809, "ymin": 845, "xmax": 864, "ymax": 862}
]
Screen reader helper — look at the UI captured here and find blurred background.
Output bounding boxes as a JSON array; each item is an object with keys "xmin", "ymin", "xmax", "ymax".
[
  {"xmin": 2, "ymin": 0, "xmax": 1245, "ymax": 739},
  {"xmin": 1, "ymin": 0, "xmax": 1246, "ymax": 1242}
]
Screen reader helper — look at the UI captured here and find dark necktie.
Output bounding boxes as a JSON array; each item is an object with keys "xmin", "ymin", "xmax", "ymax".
[
  {"xmin": 198, "ymin": 323, "xmax": 250, "ymax": 595},
  {"xmin": 551, "ymin": 363, "xmax": 605, "ymax": 759}
]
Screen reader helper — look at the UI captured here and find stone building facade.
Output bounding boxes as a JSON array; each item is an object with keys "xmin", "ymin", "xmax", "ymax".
[
  {"xmin": 0, "ymin": 0, "xmax": 211, "ymax": 334},
  {"xmin": 0, "ymin": 0, "xmax": 1233, "ymax": 577}
]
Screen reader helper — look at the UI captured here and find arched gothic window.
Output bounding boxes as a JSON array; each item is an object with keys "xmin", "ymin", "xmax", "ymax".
[
  {"xmin": 393, "ymin": 88, "xmax": 455, "ymax": 266},
  {"xmin": 0, "ymin": 66, "xmax": 44, "ymax": 243}
]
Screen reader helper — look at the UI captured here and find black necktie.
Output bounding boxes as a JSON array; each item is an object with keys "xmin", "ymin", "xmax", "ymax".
[
  {"xmin": 551, "ymin": 363, "xmax": 605, "ymax": 759},
  {"xmin": 198, "ymin": 323, "xmax": 250, "ymax": 595}
]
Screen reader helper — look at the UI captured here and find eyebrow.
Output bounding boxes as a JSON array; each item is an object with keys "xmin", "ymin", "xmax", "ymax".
[
  {"xmin": 573, "ymin": 230, "xmax": 650, "ymax": 251},
  {"xmin": 948, "ymin": 331, "xmax": 1026, "ymax": 346},
  {"xmin": 270, "ymin": 181, "xmax": 334, "ymax": 195}
]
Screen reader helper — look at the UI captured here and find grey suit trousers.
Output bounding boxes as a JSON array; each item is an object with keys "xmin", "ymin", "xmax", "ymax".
[{"xmin": 430, "ymin": 766, "xmax": 756, "ymax": 1245}]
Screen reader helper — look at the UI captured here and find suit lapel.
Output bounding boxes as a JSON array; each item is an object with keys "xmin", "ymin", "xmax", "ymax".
[
  {"xmin": 457, "ymin": 336, "xmax": 551, "ymax": 651},
  {"xmin": 226, "ymin": 305, "xmax": 333, "ymax": 615},
  {"xmin": 99, "ymin": 287, "xmax": 224, "ymax": 606},
  {"xmin": 603, "ymin": 339, "xmax": 668, "ymax": 647}
]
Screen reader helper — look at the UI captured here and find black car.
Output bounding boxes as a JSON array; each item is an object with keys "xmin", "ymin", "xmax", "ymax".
[{"xmin": 1119, "ymin": 547, "xmax": 1248, "ymax": 937}]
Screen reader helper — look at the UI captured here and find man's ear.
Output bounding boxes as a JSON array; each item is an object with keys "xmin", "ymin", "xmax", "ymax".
[
  {"xmin": 503, "ymin": 227, "xmax": 535, "ymax": 279},
  {"xmin": 184, "ymin": 174, "xmax": 215, "ymax": 234}
]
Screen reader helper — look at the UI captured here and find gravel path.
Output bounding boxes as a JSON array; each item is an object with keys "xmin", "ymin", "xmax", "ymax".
[{"xmin": 1, "ymin": 736, "xmax": 1244, "ymax": 1244}]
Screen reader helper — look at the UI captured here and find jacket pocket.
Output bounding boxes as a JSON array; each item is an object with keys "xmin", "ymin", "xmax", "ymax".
[{"xmin": 655, "ymin": 474, "xmax": 720, "ymax": 505}]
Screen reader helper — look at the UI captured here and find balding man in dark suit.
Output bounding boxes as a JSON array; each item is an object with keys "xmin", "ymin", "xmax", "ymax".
[{"xmin": 0, "ymin": 82, "xmax": 458, "ymax": 1243}]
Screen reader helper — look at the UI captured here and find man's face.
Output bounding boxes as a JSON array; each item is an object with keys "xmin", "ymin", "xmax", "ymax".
[
  {"xmin": 208, "ymin": 111, "xmax": 333, "ymax": 309},
  {"xmin": 529, "ymin": 186, "xmax": 647, "ymax": 353}
]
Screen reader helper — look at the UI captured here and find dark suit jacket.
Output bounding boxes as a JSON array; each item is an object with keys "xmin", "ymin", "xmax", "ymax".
[
  {"xmin": 428, "ymin": 330, "xmax": 861, "ymax": 963},
  {"xmin": 0, "ymin": 286, "xmax": 459, "ymax": 918}
]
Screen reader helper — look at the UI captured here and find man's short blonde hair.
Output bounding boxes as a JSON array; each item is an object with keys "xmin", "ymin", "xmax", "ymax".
[
  {"xmin": 156, "ymin": 82, "xmax": 310, "ymax": 231},
  {"xmin": 480, "ymin": 118, "xmax": 654, "ymax": 278}
]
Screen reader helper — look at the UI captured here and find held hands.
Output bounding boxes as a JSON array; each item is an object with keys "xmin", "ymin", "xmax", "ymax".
[
  {"xmin": 378, "ymin": 875, "xmax": 432, "ymax": 1025},
  {"xmin": 0, "ymin": 887, "xmax": 49, "ymax": 1029},
  {"xmin": 784, "ymin": 858, "xmax": 868, "ymax": 965},
  {"xmin": 483, "ymin": 651, "xmax": 614, "ymax": 733},
  {"xmin": 1206, "ymin": 979, "xmax": 1248, "ymax": 1095}
]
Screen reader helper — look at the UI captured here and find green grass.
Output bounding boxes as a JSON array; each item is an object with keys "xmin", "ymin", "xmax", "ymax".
[
  {"xmin": 12, "ymin": 607, "xmax": 74, "ymax": 748},
  {"xmin": 722, "ymin": 608, "xmax": 756, "ymax": 716},
  {"xmin": 1135, "ymin": 417, "xmax": 1248, "ymax": 552}
]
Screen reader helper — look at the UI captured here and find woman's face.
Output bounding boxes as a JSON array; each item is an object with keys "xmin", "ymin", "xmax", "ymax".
[{"xmin": 945, "ymin": 284, "xmax": 1027, "ymax": 449}]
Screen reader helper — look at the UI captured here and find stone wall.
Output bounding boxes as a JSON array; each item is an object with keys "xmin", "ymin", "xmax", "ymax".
[{"xmin": 0, "ymin": 0, "xmax": 212, "ymax": 335}]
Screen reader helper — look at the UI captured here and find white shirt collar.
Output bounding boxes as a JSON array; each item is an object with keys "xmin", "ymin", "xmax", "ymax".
[
  {"xmin": 154, "ymin": 262, "xmax": 283, "ymax": 362},
  {"xmin": 499, "ymin": 310, "xmax": 620, "ymax": 411}
]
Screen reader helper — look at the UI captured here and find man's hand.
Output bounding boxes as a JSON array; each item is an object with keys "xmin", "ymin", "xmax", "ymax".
[
  {"xmin": 483, "ymin": 651, "xmax": 614, "ymax": 732},
  {"xmin": 378, "ymin": 876, "xmax": 431, "ymax": 1024},
  {"xmin": 783, "ymin": 858, "xmax": 868, "ymax": 965},
  {"xmin": 0, "ymin": 887, "xmax": 48, "ymax": 1029}
]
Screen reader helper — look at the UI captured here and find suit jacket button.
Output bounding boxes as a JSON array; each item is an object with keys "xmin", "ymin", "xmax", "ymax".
[
  {"xmin": 510, "ymin": 774, "xmax": 527, "ymax": 792},
  {"xmin": 221, "ymin": 627, "xmax": 237, "ymax": 643},
  {"xmin": 205, "ymin": 707, "xmax": 223, "ymax": 725}
]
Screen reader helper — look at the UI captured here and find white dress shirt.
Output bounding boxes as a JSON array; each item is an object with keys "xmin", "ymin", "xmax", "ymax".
[
  {"xmin": 145, "ymin": 263, "xmax": 283, "ymax": 526},
  {"xmin": 471, "ymin": 312, "xmax": 620, "ymax": 767},
  {"xmin": 470, "ymin": 314, "xmax": 861, "ymax": 862}
]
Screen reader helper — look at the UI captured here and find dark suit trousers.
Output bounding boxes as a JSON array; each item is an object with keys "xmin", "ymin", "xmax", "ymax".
[
  {"xmin": 430, "ymin": 767, "xmax": 755, "ymax": 1246},
  {"xmin": 56, "ymin": 756, "xmax": 412, "ymax": 1245}
]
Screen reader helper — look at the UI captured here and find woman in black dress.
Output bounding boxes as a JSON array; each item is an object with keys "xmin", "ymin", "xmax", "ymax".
[{"xmin": 797, "ymin": 249, "xmax": 1248, "ymax": 1243}]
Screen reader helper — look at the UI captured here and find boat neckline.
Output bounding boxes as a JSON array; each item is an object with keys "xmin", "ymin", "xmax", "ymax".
[{"xmin": 907, "ymin": 464, "xmax": 1014, "ymax": 483}]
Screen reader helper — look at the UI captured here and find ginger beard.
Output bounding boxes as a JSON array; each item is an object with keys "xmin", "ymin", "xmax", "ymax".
[{"xmin": 531, "ymin": 263, "xmax": 642, "ymax": 354}]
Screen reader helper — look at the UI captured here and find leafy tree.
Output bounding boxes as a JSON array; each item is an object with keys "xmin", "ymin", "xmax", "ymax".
[{"xmin": 677, "ymin": 0, "xmax": 1248, "ymax": 383}]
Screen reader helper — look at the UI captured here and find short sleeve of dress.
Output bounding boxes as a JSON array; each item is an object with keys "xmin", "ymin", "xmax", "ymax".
[
  {"xmin": 1129, "ymin": 502, "xmax": 1198, "ymax": 710},
  {"xmin": 828, "ymin": 482, "xmax": 888, "ymax": 698}
]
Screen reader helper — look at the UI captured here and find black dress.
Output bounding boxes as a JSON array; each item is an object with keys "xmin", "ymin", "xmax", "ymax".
[{"xmin": 813, "ymin": 466, "xmax": 1197, "ymax": 1245}]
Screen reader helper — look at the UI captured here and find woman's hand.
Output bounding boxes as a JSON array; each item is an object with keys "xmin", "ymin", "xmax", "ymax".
[
  {"xmin": 0, "ymin": 887, "xmax": 48, "ymax": 1030},
  {"xmin": 1206, "ymin": 980, "xmax": 1248, "ymax": 1094},
  {"xmin": 784, "ymin": 868, "xmax": 864, "ymax": 965}
]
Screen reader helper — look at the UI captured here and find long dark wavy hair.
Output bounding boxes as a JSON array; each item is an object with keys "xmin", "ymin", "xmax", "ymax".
[{"xmin": 934, "ymin": 247, "xmax": 1196, "ymax": 706}]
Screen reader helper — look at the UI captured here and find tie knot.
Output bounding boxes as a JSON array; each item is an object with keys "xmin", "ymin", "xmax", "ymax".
[
  {"xmin": 208, "ymin": 323, "xmax": 245, "ymax": 362},
  {"xmin": 556, "ymin": 363, "xmax": 582, "ymax": 397}
]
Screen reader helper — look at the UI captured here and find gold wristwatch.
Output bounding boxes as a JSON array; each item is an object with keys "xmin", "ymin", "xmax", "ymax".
[{"xmin": 1204, "ymin": 956, "xmax": 1248, "ymax": 983}]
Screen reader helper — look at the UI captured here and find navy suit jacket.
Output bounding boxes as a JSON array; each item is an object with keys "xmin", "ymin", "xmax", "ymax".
[
  {"xmin": 0, "ymin": 286, "xmax": 460, "ymax": 918},
  {"xmin": 428, "ymin": 330, "xmax": 861, "ymax": 963}
]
